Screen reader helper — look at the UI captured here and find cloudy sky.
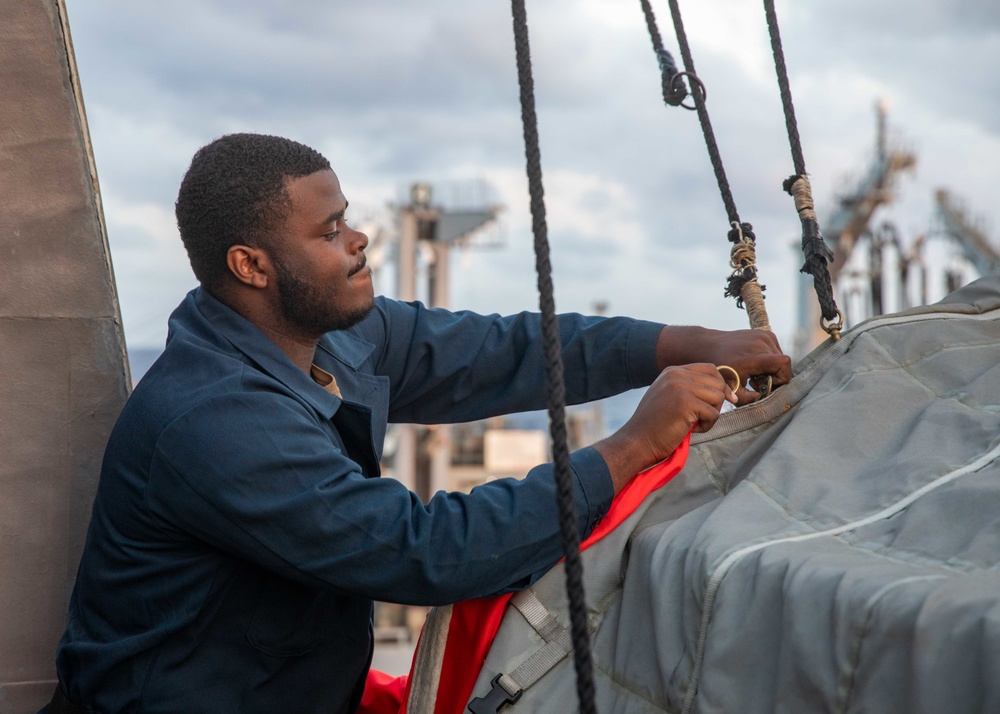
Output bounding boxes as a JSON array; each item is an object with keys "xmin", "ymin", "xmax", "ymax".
[{"xmin": 64, "ymin": 0, "xmax": 1000, "ymax": 354}]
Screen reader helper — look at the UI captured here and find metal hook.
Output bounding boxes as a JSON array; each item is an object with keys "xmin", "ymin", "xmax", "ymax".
[
  {"xmin": 719, "ymin": 365, "xmax": 774, "ymax": 401},
  {"xmin": 752, "ymin": 374, "xmax": 774, "ymax": 399},
  {"xmin": 821, "ymin": 309, "xmax": 844, "ymax": 341}
]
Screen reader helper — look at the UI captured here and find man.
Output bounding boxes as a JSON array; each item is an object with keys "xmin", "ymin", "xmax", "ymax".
[{"xmin": 50, "ymin": 133, "xmax": 790, "ymax": 713}]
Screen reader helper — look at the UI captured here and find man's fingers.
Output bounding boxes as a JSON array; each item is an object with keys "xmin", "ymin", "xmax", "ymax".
[
  {"xmin": 734, "ymin": 385, "xmax": 760, "ymax": 404},
  {"xmin": 725, "ymin": 331, "xmax": 793, "ymax": 387},
  {"xmin": 683, "ymin": 362, "xmax": 731, "ymax": 378},
  {"xmin": 677, "ymin": 368, "xmax": 731, "ymax": 429},
  {"xmin": 733, "ymin": 354, "xmax": 792, "ymax": 391},
  {"xmin": 754, "ymin": 352, "xmax": 792, "ymax": 384},
  {"xmin": 691, "ymin": 397, "xmax": 723, "ymax": 433},
  {"xmin": 683, "ymin": 367, "xmax": 734, "ymax": 406}
]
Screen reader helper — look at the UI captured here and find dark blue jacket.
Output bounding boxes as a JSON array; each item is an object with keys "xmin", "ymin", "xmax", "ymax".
[{"xmin": 55, "ymin": 288, "xmax": 662, "ymax": 713}]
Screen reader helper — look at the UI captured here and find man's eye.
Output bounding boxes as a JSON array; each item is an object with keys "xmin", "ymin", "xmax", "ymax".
[{"xmin": 325, "ymin": 230, "xmax": 341, "ymax": 240}]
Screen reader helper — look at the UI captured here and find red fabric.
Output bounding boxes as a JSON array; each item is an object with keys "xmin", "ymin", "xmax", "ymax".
[
  {"xmin": 431, "ymin": 592, "xmax": 515, "ymax": 714},
  {"xmin": 364, "ymin": 436, "xmax": 692, "ymax": 714},
  {"xmin": 359, "ymin": 669, "xmax": 409, "ymax": 714},
  {"xmin": 431, "ymin": 435, "xmax": 692, "ymax": 714}
]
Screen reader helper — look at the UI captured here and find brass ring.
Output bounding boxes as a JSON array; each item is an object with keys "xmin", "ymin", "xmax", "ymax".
[{"xmin": 717, "ymin": 365, "xmax": 741, "ymax": 392}]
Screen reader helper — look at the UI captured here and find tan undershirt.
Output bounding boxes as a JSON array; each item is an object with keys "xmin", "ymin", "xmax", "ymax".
[{"xmin": 310, "ymin": 363, "xmax": 342, "ymax": 399}]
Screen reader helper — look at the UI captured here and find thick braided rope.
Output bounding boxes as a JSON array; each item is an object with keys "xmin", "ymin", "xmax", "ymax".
[
  {"xmin": 510, "ymin": 1, "xmax": 598, "ymax": 712},
  {"xmin": 638, "ymin": 0, "xmax": 687, "ymax": 107},
  {"xmin": 665, "ymin": 0, "xmax": 740, "ymax": 226},
  {"xmin": 763, "ymin": 0, "xmax": 805, "ymax": 175},
  {"xmin": 662, "ymin": 0, "xmax": 771, "ymax": 329},
  {"xmin": 764, "ymin": 0, "xmax": 840, "ymax": 324}
]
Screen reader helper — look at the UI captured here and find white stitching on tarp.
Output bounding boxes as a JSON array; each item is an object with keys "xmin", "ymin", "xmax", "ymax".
[{"xmin": 679, "ymin": 439, "xmax": 1000, "ymax": 714}]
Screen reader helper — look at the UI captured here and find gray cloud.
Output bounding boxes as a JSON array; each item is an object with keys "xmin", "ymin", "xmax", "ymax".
[{"xmin": 62, "ymin": 0, "xmax": 1000, "ymax": 350}]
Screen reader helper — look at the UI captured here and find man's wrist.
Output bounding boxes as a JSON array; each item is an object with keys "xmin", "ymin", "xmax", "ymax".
[
  {"xmin": 655, "ymin": 325, "xmax": 717, "ymax": 371},
  {"xmin": 593, "ymin": 431, "xmax": 653, "ymax": 495}
]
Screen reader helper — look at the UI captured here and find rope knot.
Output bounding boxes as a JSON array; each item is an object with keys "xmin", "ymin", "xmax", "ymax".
[
  {"xmin": 724, "ymin": 222, "xmax": 765, "ymax": 313},
  {"xmin": 656, "ymin": 49, "xmax": 693, "ymax": 108},
  {"xmin": 783, "ymin": 174, "xmax": 817, "ymax": 220},
  {"xmin": 727, "ymin": 221, "xmax": 755, "ymax": 244},
  {"xmin": 781, "ymin": 173, "xmax": 802, "ymax": 195},
  {"xmin": 782, "ymin": 174, "xmax": 839, "ymax": 322}
]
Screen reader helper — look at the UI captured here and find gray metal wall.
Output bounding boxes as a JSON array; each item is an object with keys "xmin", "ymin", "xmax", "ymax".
[{"xmin": 0, "ymin": 1, "xmax": 131, "ymax": 711}]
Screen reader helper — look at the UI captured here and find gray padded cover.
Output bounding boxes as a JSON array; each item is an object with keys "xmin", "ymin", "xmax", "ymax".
[{"xmin": 466, "ymin": 272, "xmax": 1000, "ymax": 714}]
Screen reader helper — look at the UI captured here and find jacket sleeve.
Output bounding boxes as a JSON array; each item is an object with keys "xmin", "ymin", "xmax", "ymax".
[
  {"xmin": 356, "ymin": 298, "xmax": 663, "ymax": 424},
  {"xmin": 146, "ymin": 388, "xmax": 615, "ymax": 605}
]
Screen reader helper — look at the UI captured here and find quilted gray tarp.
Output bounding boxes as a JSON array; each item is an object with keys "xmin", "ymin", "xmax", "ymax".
[{"xmin": 463, "ymin": 272, "xmax": 1000, "ymax": 714}]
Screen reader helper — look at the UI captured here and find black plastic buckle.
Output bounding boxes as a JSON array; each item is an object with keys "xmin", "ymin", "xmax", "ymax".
[{"xmin": 467, "ymin": 673, "xmax": 522, "ymax": 714}]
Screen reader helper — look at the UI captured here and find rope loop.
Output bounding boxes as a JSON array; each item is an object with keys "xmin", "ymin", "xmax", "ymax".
[
  {"xmin": 656, "ymin": 49, "xmax": 689, "ymax": 107},
  {"xmin": 727, "ymin": 220, "xmax": 756, "ymax": 245},
  {"xmin": 821, "ymin": 308, "xmax": 844, "ymax": 341}
]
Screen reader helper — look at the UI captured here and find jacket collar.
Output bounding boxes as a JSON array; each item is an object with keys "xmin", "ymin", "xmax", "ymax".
[
  {"xmin": 316, "ymin": 329, "xmax": 376, "ymax": 371},
  {"xmin": 175, "ymin": 288, "xmax": 348, "ymax": 419}
]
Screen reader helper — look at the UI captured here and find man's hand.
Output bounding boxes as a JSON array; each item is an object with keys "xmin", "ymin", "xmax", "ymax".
[
  {"xmin": 594, "ymin": 364, "xmax": 733, "ymax": 494},
  {"xmin": 654, "ymin": 325, "xmax": 792, "ymax": 404}
]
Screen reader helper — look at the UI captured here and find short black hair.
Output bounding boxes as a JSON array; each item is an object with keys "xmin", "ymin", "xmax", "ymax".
[{"xmin": 175, "ymin": 133, "xmax": 331, "ymax": 291}]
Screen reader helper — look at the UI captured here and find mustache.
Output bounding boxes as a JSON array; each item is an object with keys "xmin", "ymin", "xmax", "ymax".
[{"xmin": 348, "ymin": 255, "xmax": 367, "ymax": 277}]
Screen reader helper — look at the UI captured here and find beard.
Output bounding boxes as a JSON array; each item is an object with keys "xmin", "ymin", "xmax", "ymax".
[{"xmin": 271, "ymin": 252, "xmax": 374, "ymax": 335}]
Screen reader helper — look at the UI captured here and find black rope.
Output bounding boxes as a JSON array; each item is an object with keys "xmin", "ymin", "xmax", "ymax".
[
  {"xmin": 663, "ymin": 0, "xmax": 740, "ymax": 227},
  {"xmin": 638, "ymin": 0, "xmax": 688, "ymax": 108},
  {"xmin": 764, "ymin": 2, "xmax": 805, "ymax": 176},
  {"xmin": 764, "ymin": 0, "xmax": 840, "ymax": 323},
  {"xmin": 510, "ymin": 2, "xmax": 597, "ymax": 713},
  {"xmin": 648, "ymin": 0, "xmax": 767, "ymax": 311}
]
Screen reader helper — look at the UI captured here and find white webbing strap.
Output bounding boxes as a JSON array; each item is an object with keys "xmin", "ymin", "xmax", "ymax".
[{"xmin": 498, "ymin": 589, "xmax": 595, "ymax": 696}]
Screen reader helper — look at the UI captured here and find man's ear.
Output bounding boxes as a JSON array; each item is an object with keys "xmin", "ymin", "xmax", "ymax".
[{"xmin": 226, "ymin": 245, "xmax": 271, "ymax": 289}]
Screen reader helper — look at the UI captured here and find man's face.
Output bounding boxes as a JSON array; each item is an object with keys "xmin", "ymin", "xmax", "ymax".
[{"xmin": 270, "ymin": 169, "xmax": 375, "ymax": 335}]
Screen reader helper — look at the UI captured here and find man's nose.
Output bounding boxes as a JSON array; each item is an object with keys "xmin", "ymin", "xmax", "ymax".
[{"xmin": 351, "ymin": 227, "xmax": 369, "ymax": 252}]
